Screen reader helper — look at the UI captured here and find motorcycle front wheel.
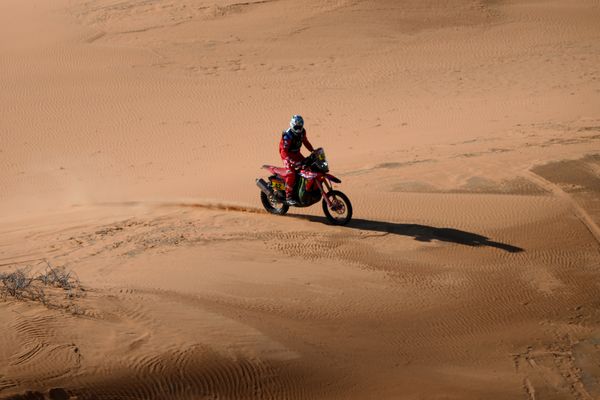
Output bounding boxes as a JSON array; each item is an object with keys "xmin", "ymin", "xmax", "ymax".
[
  {"xmin": 260, "ymin": 191, "xmax": 289, "ymax": 216},
  {"xmin": 322, "ymin": 190, "xmax": 352, "ymax": 225}
]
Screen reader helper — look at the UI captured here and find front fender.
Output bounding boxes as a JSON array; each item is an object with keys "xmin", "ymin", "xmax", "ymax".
[{"xmin": 326, "ymin": 174, "xmax": 342, "ymax": 183}]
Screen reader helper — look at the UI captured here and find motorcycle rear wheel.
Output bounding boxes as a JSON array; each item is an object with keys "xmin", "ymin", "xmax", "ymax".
[
  {"xmin": 260, "ymin": 191, "xmax": 289, "ymax": 215},
  {"xmin": 322, "ymin": 190, "xmax": 352, "ymax": 225}
]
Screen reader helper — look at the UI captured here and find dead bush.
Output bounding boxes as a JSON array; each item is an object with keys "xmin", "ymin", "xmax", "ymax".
[
  {"xmin": 37, "ymin": 261, "xmax": 83, "ymax": 299},
  {"xmin": 0, "ymin": 261, "xmax": 83, "ymax": 310}
]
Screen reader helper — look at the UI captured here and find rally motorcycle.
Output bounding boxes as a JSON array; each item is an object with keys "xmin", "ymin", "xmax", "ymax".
[{"xmin": 256, "ymin": 148, "xmax": 353, "ymax": 225}]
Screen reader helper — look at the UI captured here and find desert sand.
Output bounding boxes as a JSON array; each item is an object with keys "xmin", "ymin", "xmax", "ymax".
[{"xmin": 1, "ymin": 0, "xmax": 600, "ymax": 398}]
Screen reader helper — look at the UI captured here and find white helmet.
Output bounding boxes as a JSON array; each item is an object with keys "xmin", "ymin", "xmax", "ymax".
[{"xmin": 290, "ymin": 115, "xmax": 304, "ymax": 133}]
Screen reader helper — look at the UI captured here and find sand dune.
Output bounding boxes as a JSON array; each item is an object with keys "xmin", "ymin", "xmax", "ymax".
[{"xmin": 1, "ymin": 0, "xmax": 600, "ymax": 399}]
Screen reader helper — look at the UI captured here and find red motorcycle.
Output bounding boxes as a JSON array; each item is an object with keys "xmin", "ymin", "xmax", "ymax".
[{"xmin": 256, "ymin": 148, "xmax": 353, "ymax": 225}]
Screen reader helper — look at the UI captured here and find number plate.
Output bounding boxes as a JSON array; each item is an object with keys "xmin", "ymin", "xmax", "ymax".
[{"xmin": 272, "ymin": 181, "xmax": 285, "ymax": 190}]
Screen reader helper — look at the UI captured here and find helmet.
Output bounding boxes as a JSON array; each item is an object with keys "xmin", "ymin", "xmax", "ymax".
[{"xmin": 290, "ymin": 115, "xmax": 304, "ymax": 133}]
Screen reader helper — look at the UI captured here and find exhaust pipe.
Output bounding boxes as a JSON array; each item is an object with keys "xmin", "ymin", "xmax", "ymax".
[{"xmin": 256, "ymin": 178, "xmax": 273, "ymax": 196}]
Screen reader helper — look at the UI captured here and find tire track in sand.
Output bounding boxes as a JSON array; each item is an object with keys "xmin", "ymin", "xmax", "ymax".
[{"xmin": 526, "ymin": 171, "xmax": 600, "ymax": 245}]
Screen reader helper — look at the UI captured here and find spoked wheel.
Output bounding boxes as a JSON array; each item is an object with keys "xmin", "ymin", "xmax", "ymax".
[
  {"xmin": 260, "ymin": 191, "xmax": 289, "ymax": 215},
  {"xmin": 322, "ymin": 190, "xmax": 353, "ymax": 225}
]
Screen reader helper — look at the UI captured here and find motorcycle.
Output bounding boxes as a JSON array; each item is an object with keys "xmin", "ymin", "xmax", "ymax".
[{"xmin": 255, "ymin": 148, "xmax": 353, "ymax": 225}]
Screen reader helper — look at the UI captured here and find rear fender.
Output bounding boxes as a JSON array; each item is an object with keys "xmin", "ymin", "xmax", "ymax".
[{"xmin": 262, "ymin": 164, "xmax": 277, "ymax": 175}]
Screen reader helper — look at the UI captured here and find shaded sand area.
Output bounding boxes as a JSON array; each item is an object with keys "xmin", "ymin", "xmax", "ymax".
[{"xmin": 1, "ymin": 0, "xmax": 600, "ymax": 399}]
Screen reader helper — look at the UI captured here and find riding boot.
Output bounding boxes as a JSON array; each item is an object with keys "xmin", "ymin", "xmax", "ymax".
[{"xmin": 285, "ymin": 190, "xmax": 297, "ymax": 205}]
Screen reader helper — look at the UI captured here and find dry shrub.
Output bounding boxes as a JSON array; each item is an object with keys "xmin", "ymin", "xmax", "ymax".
[
  {"xmin": 37, "ymin": 261, "xmax": 83, "ymax": 299},
  {"xmin": 0, "ymin": 261, "xmax": 84, "ymax": 312}
]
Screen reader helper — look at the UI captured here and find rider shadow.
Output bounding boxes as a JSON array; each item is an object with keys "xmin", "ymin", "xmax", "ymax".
[{"xmin": 288, "ymin": 215, "xmax": 524, "ymax": 253}]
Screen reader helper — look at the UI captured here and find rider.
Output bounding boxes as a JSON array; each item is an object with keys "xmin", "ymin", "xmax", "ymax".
[{"xmin": 279, "ymin": 114, "xmax": 314, "ymax": 205}]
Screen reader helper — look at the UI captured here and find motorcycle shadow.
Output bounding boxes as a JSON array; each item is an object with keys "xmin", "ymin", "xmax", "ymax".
[{"xmin": 288, "ymin": 214, "xmax": 524, "ymax": 253}]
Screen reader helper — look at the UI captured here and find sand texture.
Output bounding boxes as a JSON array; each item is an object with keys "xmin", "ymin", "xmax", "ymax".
[{"xmin": 1, "ymin": 0, "xmax": 600, "ymax": 399}]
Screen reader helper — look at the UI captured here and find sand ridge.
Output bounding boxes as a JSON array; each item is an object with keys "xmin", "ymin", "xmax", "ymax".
[{"xmin": 1, "ymin": 195, "xmax": 599, "ymax": 398}]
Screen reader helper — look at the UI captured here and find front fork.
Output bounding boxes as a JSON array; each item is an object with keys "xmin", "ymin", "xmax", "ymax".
[{"xmin": 318, "ymin": 178, "xmax": 334, "ymax": 207}]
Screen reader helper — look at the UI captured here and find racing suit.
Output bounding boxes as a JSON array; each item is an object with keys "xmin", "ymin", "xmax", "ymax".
[{"xmin": 279, "ymin": 128, "xmax": 314, "ymax": 199}]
